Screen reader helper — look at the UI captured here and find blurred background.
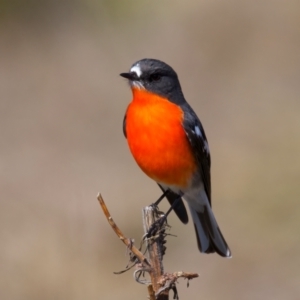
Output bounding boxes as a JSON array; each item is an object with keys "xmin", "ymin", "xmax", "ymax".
[{"xmin": 1, "ymin": 0, "xmax": 299, "ymax": 299}]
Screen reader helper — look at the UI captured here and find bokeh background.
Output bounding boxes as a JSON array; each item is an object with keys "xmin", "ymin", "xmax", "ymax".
[{"xmin": 1, "ymin": 1, "xmax": 300, "ymax": 299}]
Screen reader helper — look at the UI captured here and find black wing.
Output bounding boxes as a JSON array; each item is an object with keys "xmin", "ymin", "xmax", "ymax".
[
  {"xmin": 182, "ymin": 103, "xmax": 212, "ymax": 205},
  {"xmin": 158, "ymin": 184, "xmax": 189, "ymax": 224}
]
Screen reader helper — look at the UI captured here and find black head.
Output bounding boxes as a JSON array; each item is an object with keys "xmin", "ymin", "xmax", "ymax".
[{"xmin": 120, "ymin": 59, "xmax": 185, "ymax": 104}]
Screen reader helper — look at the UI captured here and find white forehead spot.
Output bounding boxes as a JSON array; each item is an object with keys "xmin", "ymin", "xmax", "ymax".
[{"xmin": 130, "ymin": 64, "xmax": 142, "ymax": 77}]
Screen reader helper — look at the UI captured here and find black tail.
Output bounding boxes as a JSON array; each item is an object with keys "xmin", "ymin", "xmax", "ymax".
[{"xmin": 189, "ymin": 204, "xmax": 231, "ymax": 258}]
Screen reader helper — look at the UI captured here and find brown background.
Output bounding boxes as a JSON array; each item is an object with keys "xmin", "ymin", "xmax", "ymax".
[{"xmin": 1, "ymin": 1, "xmax": 300, "ymax": 299}]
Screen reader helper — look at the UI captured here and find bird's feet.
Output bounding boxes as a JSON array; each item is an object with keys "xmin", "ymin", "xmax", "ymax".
[{"xmin": 145, "ymin": 205, "xmax": 168, "ymax": 239}]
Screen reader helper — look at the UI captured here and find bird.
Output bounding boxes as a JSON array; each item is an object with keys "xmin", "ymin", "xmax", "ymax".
[{"xmin": 120, "ymin": 58, "xmax": 231, "ymax": 258}]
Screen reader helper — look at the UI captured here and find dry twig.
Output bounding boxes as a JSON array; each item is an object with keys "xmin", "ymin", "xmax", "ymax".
[
  {"xmin": 98, "ymin": 194, "xmax": 199, "ymax": 299},
  {"xmin": 97, "ymin": 193, "xmax": 150, "ymax": 268}
]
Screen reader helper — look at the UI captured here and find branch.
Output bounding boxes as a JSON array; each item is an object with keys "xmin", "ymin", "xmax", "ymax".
[
  {"xmin": 142, "ymin": 205, "xmax": 168, "ymax": 299},
  {"xmin": 97, "ymin": 193, "xmax": 150, "ymax": 268},
  {"xmin": 98, "ymin": 194, "xmax": 199, "ymax": 299}
]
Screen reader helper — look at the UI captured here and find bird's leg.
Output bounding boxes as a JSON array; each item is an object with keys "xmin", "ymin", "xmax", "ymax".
[
  {"xmin": 146, "ymin": 195, "xmax": 182, "ymax": 238},
  {"xmin": 153, "ymin": 189, "xmax": 170, "ymax": 206},
  {"xmin": 149, "ymin": 189, "xmax": 170, "ymax": 223}
]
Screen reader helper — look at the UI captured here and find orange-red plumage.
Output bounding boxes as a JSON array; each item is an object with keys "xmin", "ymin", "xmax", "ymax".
[{"xmin": 125, "ymin": 88, "xmax": 196, "ymax": 188}]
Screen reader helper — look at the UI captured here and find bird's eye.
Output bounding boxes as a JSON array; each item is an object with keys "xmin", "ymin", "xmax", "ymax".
[{"xmin": 149, "ymin": 73, "xmax": 161, "ymax": 82}]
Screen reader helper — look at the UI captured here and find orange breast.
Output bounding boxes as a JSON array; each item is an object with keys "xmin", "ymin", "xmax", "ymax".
[{"xmin": 125, "ymin": 88, "xmax": 196, "ymax": 188}]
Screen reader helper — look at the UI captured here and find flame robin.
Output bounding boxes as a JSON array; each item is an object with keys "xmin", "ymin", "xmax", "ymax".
[{"xmin": 121, "ymin": 59, "xmax": 231, "ymax": 257}]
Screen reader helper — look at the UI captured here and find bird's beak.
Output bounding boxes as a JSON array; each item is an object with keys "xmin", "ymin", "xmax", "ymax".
[{"xmin": 120, "ymin": 72, "xmax": 139, "ymax": 81}]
